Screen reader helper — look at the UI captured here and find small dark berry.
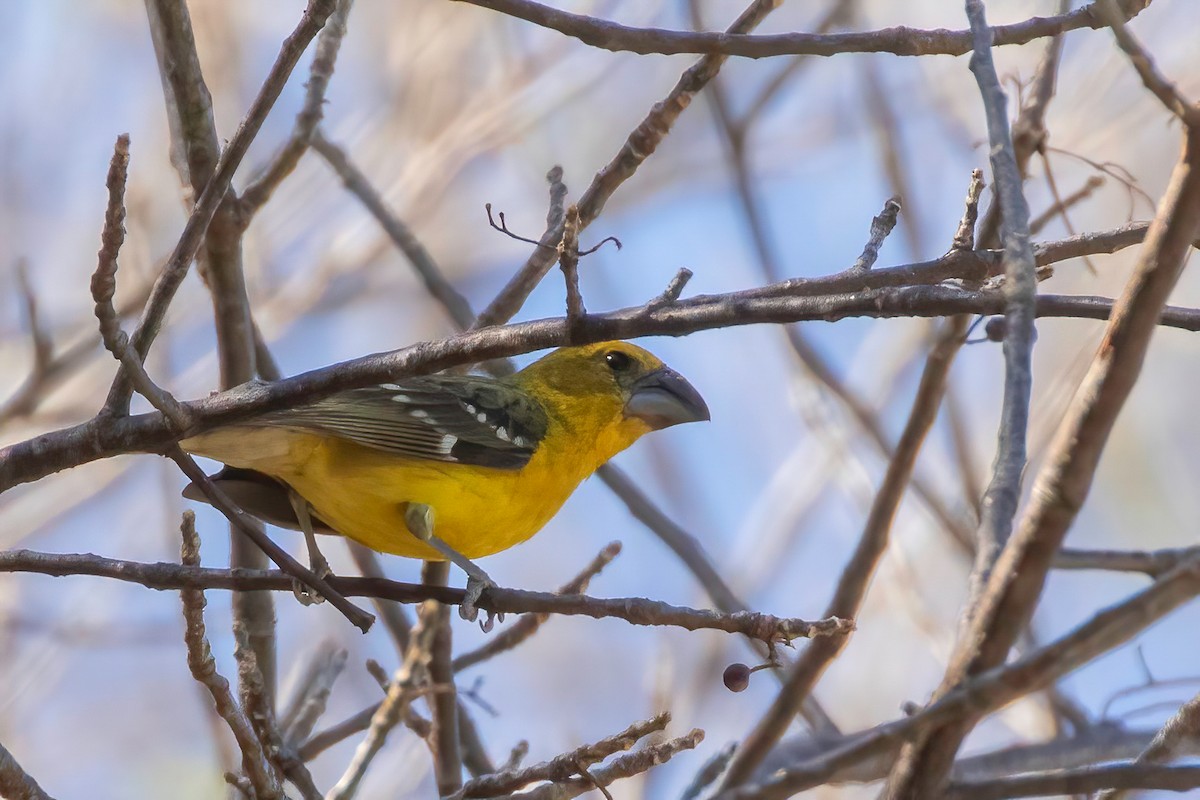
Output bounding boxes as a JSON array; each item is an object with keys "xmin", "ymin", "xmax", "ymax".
[
  {"xmin": 984, "ymin": 316, "xmax": 1008, "ymax": 342},
  {"xmin": 723, "ymin": 663, "xmax": 751, "ymax": 692}
]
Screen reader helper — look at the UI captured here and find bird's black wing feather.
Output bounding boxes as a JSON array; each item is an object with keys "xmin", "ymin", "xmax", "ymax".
[{"xmin": 252, "ymin": 376, "xmax": 549, "ymax": 469}]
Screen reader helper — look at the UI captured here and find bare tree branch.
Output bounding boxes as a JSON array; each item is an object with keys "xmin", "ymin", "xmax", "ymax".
[
  {"xmin": 452, "ymin": 0, "xmax": 1141, "ymax": 60},
  {"xmin": 452, "ymin": 713, "xmax": 670, "ymax": 799},
  {"xmin": 947, "ymin": 763, "xmax": 1200, "ymax": 799},
  {"xmin": 471, "ymin": 0, "xmax": 784, "ymax": 330},
  {"xmin": 178, "ymin": 512, "xmax": 284, "ymax": 800},
  {"xmin": 0, "ymin": 741, "xmax": 55, "ymax": 800},
  {"xmin": 0, "ymin": 549, "xmax": 851, "ymax": 642},
  {"xmin": 715, "ymin": 551, "xmax": 1200, "ymax": 798},
  {"xmin": 1095, "ymin": 0, "xmax": 1200, "ymax": 125},
  {"xmin": 887, "ymin": 107, "xmax": 1200, "ymax": 800},
  {"xmin": 1098, "ymin": 691, "xmax": 1200, "ymax": 800}
]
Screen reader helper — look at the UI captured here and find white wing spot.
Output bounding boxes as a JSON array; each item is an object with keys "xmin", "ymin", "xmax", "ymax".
[
  {"xmin": 464, "ymin": 403, "xmax": 477, "ymax": 415},
  {"xmin": 380, "ymin": 383, "xmax": 403, "ymax": 391},
  {"xmin": 390, "ymin": 394, "xmax": 413, "ymax": 403},
  {"xmin": 495, "ymin": 426, "xmax": 511, "ymax": 442},
  {"xmin": 410, "ymin": 409, "xmax": 430, "ymax": 419},
  {"xmin": 438, "ymin": 434, "xmax": 458, "ymax": 454},
  {"xmin": 513, "ymin": 435, "xmax": 530, "ymax": 448},
  {"xmin": 476, "ymin": 412, "xmax": 488, "ymax": 423}
]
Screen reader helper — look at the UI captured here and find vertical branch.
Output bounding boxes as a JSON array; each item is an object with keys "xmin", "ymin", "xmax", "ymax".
[
  {"xmin": 423, "ymin": 561, "xmax": 463, "ymax": 797},
  {"xmin": 963, "ymin": 0, "xmax": 1040, "ymax": 590},
  {"xmin": 144, "ymin": 0, "xmax": 271, "ymax": 699},
  {"xmin": 559, "ymin": 205, "xmax": 587, "ymax": 334},
  {"xmin": 179, "ymin": 512, "xmax": 284, "ymax": 800}
]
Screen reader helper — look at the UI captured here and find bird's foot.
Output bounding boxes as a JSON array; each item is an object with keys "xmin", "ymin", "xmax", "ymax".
[
  {"xmin": 292, "ymin": 577, "xmax": 326, "ymax": 606},
  {"xmin": 460, "ymin": 571, "xmax": 499, "ymax": 630},
  {"xmin": 292, "ymin": 557, "xmax": 333, "ymax": 606}
]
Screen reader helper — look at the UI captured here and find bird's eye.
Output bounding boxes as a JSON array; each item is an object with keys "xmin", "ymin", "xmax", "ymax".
[{"xmin": 604, "ymin": 350, "xmax": 632, "ymax": 371}]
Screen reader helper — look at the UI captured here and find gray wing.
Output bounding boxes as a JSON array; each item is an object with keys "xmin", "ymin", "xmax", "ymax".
[{"xmin": 254, "ymin": 376, "xmax": 550, "ymax": 469}]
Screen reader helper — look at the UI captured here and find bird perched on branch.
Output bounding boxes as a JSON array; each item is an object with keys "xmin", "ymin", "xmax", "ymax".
[{"xmin": 180, "ymin": 340, "xmax": 709, "ymax": 621}]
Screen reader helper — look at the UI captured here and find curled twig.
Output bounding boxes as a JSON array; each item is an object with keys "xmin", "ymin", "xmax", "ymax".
[
  {"xmin": 952, "ymin": 170, "xmax": 986, "ymax": 251},
  {"xmin": 850, "ymin": 196, "xmax": 902, "ymax": 271}
]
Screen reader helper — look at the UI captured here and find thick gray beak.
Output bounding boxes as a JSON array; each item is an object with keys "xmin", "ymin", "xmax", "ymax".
[{"xmin": 624, "ymin": 367, "xmax": 710, "ymax": 430}]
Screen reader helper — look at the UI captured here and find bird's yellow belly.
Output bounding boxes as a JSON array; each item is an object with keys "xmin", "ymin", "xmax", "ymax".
[{"xmin": 220, "ymin": 430, "xmax": 583, "ymax": 560}]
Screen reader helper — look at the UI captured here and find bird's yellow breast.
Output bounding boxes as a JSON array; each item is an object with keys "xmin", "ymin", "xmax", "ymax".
[{"xmin": 185, "ymin": 416, "xmax": 645, "ymax": 560}]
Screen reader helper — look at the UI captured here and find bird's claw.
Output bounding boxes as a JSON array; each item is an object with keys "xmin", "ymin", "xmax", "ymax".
[
  {"xmin": 292, "ymin": 577, "xmax": 326, "ymax": 606},
  {"xmin": 459, "ymin": 573, "xmax": 495, "ymax": 625},
  {"xmin": 479, "ymin": 609, "xmax": 506, "ymax": 634},
  {"xmin": 292, "ymin": 559, "xmax": 333, "ymax": 607}
]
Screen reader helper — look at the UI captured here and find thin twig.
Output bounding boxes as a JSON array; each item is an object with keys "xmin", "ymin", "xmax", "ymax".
[
  {"xmin": 167, "ymin": 451, "xmax": 375, "ymax": 632},
  {"xmin": 1094, "ymin": 0, "xmax": 1200, "ymax": 125},
  {"xmin": 178, "ymin": 512, "xmax": 283, "ymax": 800},
  {"xmin": 279, "ymin": 643, "xmax": 348, "ymax": 748},
  {"xmin": 242, "ymin": 0, "xmax": 354, "ymax": 212},
  {"xmin": 470, "ymin": 0, "xmax": 784, "ymax": 331},
  {"xmin": 232, "ymin": 625, "xmax": 324, "ymax": 800},
  {"xmin": 1055, "ymin": 546, "xmax": 1200, "ymax": 578},
  {"xmin": 715, "ymin": 552, "xmax": 1200, "ymax": 798},
  {"xmin": 453, "ymin": 712, "xmax": 670, "ymax": 799},
  {"xmin": 946, "ymin": 763, "xmax": 1200, "ymax": 800},
  {"xmin": 1098, "ymin": 691, "xmax": 1200, "ymax": 800},
  {"xmin": 964, "ymin": 0, "xmax": 1040, "ymax": 589},
  {"xmin": 952, "ymin": 170, "xmax": 986, "ymax": 252},
  {"xmin": 559, "ymin": 204, "xmax": 586, "ymax": 333},
  {"xmin": 1029, "ymin": 176, "xmax": 1106, "ymax": 235},
  {"xmin": 312, "ymin": 131, "xmax": 476, "ymax": 329},
  {"xmin": 297, "ymin": 688, "xmax": 432, "ymax": 762},
  {"xmin": 423, "ymin": 561, "xmax": 463, "ymax": 797},
  {"xmin": 104, "ymin": 0, "xmax": 337, "ymax": 413},
  {"xmin": 508, "ymin": 729, "xmax": 706, "ymax": 800},
  {"xmin": 89, "ymin": 134, "xmax": 191, "ymax": 431},
  {"xmin": 326, "ymin": 597, "xmax": 439, "ymax": 800},
  {"xmin": 851, "ymin": 197, "xmax": 902, "ymax": 271},
  {"xmin": 641, "ymin": 268, "xmax": 694, "ymax": 312}
]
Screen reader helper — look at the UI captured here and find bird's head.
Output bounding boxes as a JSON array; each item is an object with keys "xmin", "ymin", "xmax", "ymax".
[{"xmin": 516, "ymin": 341, "xmax": 709, "ymax": 448}]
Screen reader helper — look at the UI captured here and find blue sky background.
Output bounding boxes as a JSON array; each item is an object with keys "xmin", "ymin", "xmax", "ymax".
[{"xmin": 2, "ymin": 1, "xmax": 1200, "ymax": 797}]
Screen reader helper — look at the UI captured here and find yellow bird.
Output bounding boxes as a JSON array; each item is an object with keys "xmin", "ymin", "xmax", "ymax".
[{"xmin": 181, "ymin": 341, "xmax": 708, "ymax": 614}]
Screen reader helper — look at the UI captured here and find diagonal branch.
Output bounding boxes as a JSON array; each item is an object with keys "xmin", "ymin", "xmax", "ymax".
[
  {"xmin": 241, "ymin": 0, "xmax": 355, "ymax": 213},
  {"xmin": 0, "ymin": 741, "xmax": 55, "ymax": 800},
  {"xmin": 1098, "ymin": 691, "xmax": 1200, "ymax": 800}
]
